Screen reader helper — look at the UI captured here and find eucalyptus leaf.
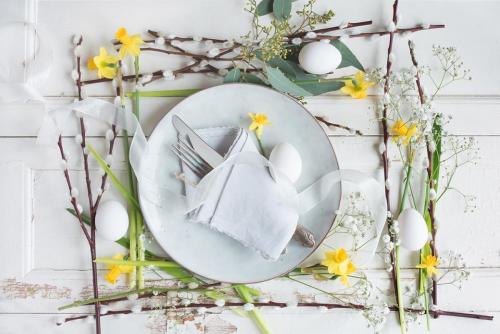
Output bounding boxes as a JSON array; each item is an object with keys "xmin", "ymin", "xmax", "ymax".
[
  {"xmin": 295, "ymin": 80, "xmax": 344, "ymax": 95},
  {"xmin": 273, "ymin": 0, "xmax": 292, "ymax": 21},
  {"xmin": 223, "ymin": 68, "xmax": 241, "ymax": 83},
  {"xmin": 241, "ymin": 73, "xmax": 267, "ymax": 85},
  {"xmin": 267, "ymin": 57, "xmax": 317, "ymax": 80},
  {"xmin": 331, "ymin": 40, "xmax": 364, "ymax": 71},
  {"xmin": 266, "ymin": 66, "xmax": 313, "ymax": 96},
  {"xmin": 256, "ymin": 0, "xmax": 274, "ymax": 16}
]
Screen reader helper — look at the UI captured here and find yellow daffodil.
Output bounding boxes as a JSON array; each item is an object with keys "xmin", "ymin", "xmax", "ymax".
[
  {"xmin": 248, "ymin": 113, "xmax": 271, "ymax": 139},
  {"xmin": 391, "ymin": 119, "xmax": 418, "ymax": 145},
  {"xmin": 340, "ymin": 71, "xmax": 374, "ymax": 99},
  {"xmin": 104, "ymin": 254, "xmax": 133, "ymax": 285},
  {"xmin": 321, "ymin": 248, "xmax": 357, "ymax": 286},
  {"xmin": 115, "ymin": 27, "xmax": 144, "ymax": 59},
  {"xmin": 416, "ymin": 255, "xmax": 439, "ymax": 276},
  {"xmin": 89, "ymin": 47, "xmax": 119, "ymax": 79}
]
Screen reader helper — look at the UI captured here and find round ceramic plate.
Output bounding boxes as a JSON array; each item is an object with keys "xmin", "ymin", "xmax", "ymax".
[{"xmin": 140, "ymin": 83, "xmax": 341, "ymax": 283}]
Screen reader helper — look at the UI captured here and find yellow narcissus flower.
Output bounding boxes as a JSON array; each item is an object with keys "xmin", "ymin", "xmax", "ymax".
[
  {"xmin": 391, "ymin": 119, "xmax": 418, "ymax": 145},
  {"xmin": 340, "ymin": 71, "xmax": 374, "ymax": 99},
  {"xmin": 248, "ymin": 113, "xmax": 271, "ymax": 139},
  {"xmin": 416, "ymin": 255, "xmax": 439, "ymax": 276},
  {"xmin": 321, "ymin": 248, "xmax": 357, "ymax": 286},
  {"xmin": 115, "ymin": 27, "xmax": 144, "ymax": 59},
  {"xmin": 89, "ymin": 47, "xmax": 119, "ymax": 79},
  {"xmin": 104, "ymin": 254, "xmax": 133, "ymax": 285}
]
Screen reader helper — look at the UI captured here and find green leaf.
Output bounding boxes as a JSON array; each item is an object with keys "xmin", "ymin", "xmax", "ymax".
[
  {"xmin": 86, "ymin": 144, "xmax": 140, "ymax": 211},
  {"xmin": 273, "ymin": 0, "xmax": 292, "ymax": 21},
  {"xmin": 330, "ymin": 40, "xmax": 364, "ymax": 71},
  {"xmin": 256, "ymin": 0, "xmax": 274, "ymax": 16},
  {"xmin": 295, "ymin": 80, "xmax": 344, "ymax": 95},
  {"xmin": 265, "ymin": 66, "xmax": 312, "ymax": 97},
  {"xmin": 267, "ymin": 57, "xmax": 317, "ymax": 80},
  {"xmin": 223, "ymin": 68, "xmax": 241, "ymax": 83},
  {"xmin": 241, "ymin": 73, "xmax": 267, "ymax": 86}
]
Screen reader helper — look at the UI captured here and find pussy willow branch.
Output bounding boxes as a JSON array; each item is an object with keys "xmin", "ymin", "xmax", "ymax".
[
  {"xmin": 72, "ymin": 35, "xmax": 102, "ymax": 334},
  {"xmin": 59, "ymin": 300, "xmax": 493, "ymax": 325},
  {"xmin": 315, "ymin": 116, "xmax": 363, "ymax": 135},
  {"xmin": 408, "ymin": 40, "xmax": 439, "ymax": 310},
  {"xmin": 381, "ymin": 1, "xmax": 400, "ymax": 313}
]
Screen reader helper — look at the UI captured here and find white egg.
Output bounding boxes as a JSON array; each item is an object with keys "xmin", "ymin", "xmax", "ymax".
[
  {"xmin": 269, "ymin": 143, "xmax": 302, "ymax": 183},
  {"xmin": 95, "ymin": 200, "xmax": 129, "ymax": 241},
  {"xmin": 298, "ymin": 42, "xmax": 342, "ymax": 75},
  {"xmin": 398, "ymin": 208, "xmax": 428, "ymax": 251}
]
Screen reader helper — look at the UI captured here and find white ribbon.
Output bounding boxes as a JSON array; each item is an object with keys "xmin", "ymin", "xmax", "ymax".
[
  {"xmin": 0, "ymin": 21, "xmax": 52, "ymax": 103},
  {"xmin": 38, "ymin": 98, "xmax": 387, "ymax": 264}
]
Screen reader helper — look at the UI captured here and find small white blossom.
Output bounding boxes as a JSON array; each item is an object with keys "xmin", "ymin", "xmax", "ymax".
[
  {"xmin": 387, "ymin": 22, "xmax": 396, "ymax": 32},
  {"xmin": 131, "ymin": 304, "xmax": 142, "ymax": 313},
  {"xmin": 421, "ymin": 22, "xmax": 431, "ymax": 29},
  {"xmin": 214, "ymin": 299, "xmax": 225, "ymax": 307},
  {"xmin": 192, "ymin": 36, "xmax": 202, "ymax": 42},
  {"xmin": 188, "ymin": 282, "xmax": 199, "ymax": 289},
  {"xmin": 100, "ymin": 305, "xmax": 109, "ymax": 315},
  {"xmin": 428, "ymin": 141, "xmax": 436, "ymax": 152},
  {"xmin": 286, "ymin": 300, "xmax": 298, "ymax": 308},
  {"xmin": 170, "ymin": 39, "xmax": 181, "ymax": 47},
  {"xmin": 305, "ymin": 31, "xmax": 317, "ymax": 39},
  {"xmin": 385, "ymin": 179, "xmax": 392, "ymax": 190},
  {"xmin": 258, "ymin": 296, "xmax": 270, "ymax": 303},
  {"xmin": 70, "ymin": 187, "xmax": 79, "ymax": 198},
  {"xmin": 243, "ymin": 303, "xmax": 255, "ymax": 311},
  {"xmin": 72, "ymin": 34, "xmax": 82, "ymax": 45},
  {"xmin": 162, "ymin": 70, "xmax": 175, "ymax": 80},
  {"xmin": 222, "ymin": 40, "xmax": 234, "ymax": 48},
  {"xmin": 105, "ymin": 154, "xmax": 113, "ymax": 165},
  {"xmin": 105, "ymin": 129, "xmax": 115, "ymax": 141},
  {"xmin": 386, "ymin": 265, "xmax": 393, "ymax": 272},
  {"xmin": 208, "ymin": 48, "xmax": 220, "ymax": 57},
  {"xmin": 155, "ymin": 37, "xmax": 165, "ymax": 45},
  {"xmin": 429, "ymin": 188, "xmax": 437, "ymax": 200},
  {"xmin": 76, "ymin": 204, "xmax": 83, "ymax": 214},
  {"xmin": 199, "ymin": 60, "xmax": 209, "ymax": 68},
  {"xmin": 85, "ymin": 315, "xmax": 94, "ymax": 324},
  {"xmin": 382, "ymin": 234, "xmax": 391, "ymax": 244},
  {"xmin": 292, "ymin": 37, "xmax": 302, "ymax": 45},
  {"xmin": 167, "ymin": 34, "xmax": 176, "ymax": 39},
  {"xmin": 140, "ymin": 74, "xmax": 153, "ymax": 84},
  {"xmin": 339, "ymin": 21, "xmax": 349, "ymax": 29},
  {"xmin": 74, "ymin": 134, "xmax": 83, "ymax": 145},
  {"xmin": 378, "ymin": 142, "xmax": 386, "ymax": 154},
  {"xmin": 128, "ymin": 293, "xmax": 139, "ymax": 301},
  {"xmin": 70, "ymin": 69, "xmax": 79, "ymax": 81},
  {"xmin": 388, "ymin": 53, "xmax": 396, "ymax": 63},
  {"xmin": 318, "ymin": 306, "xmax": 328, "ymax": 313},
  {"xmin": 204, "ymin": 39, "xmax": 214, "ymax": 46},
  {"xmin": 73, "ymin": 45, "xmax": 82, "ymax": 57},
  {"xmin": 320, "ymin": 39, "xmax": 330, "ymax": 44}
]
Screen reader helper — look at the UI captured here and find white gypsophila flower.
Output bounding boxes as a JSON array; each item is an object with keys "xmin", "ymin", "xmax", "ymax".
[
  {"xmin": 208, "ymin": 48, "xmax": 220, "ymax": 57},
  {"xmin": 70, "ymin": 69, "xmax": 79, "ymax": 81},
  {"xmin": 191, "ymin": 66, "xmax": 201, "ymax": 72},
  {"xmin": 292, "ymin": 37, "xmax": 302, "ymax": 45},
  {"xmin": 155, "ymin": 37, "xmax": 165, "ymax": 45},
  {"xmin": 181, "ymin": 298, "xmax": 191, "ymax": 306},
  {"xmin": 95, "ymin": 188, "xmax": 103, "ymax": 196},
  {"xmin": 70, "ymin": 187, "xmax": 79, "ymax": 198},
  {"xmin": 170, "ymin": 39, "xmax": 181, "ymax": 47},
  {"xmin": 433, "ymin": 218, "xmax": 440, "ymax": 229},
  {"xmin": 214, "ymin": 299, "xmax": 225, "ymax": 307},
  {"xmin": 192, "ymin": 36, "xmax": 202, "ymax": 42},
  {"xmin": 85, "ymin": 315, "xmax": 94, "ymax": 324},
  {"xmin": 111, "ymin": 78, "xmax": 118, "ymax": 88},
  {"xmin": 305, "ymin": 31, "xmax": 317, "ymax": 39},
  {"xmin": 162, "ymin": 70, "xmax": 175, "ymax": 80},
  {"xmin": 382, "ymin": 234, "xmax": 391, "ymax": 244},
  {"xmin": 243, "ymin": 303, "xmax": 255, "ymax": 311},
  {"xmin": 387, "ymin": 22, "xmax": 396, "ymax": 32},
  {"xmin": 318, "ymin": 306, "xmax": 328, "ymax": 313},
  {"xmin": 428, "ymin": 140, "xmax": 436, "ymax": 152},
  {"xmin": 100, "ymin": 305, "xmax": 109, "ymax": 315},
  {"xmin": 386, "ymin": 265, "xmax": 393, "ymax": 272},
  {"xmin": 60, "ymin": 159, "xmax": 68, "ymax": 171}
]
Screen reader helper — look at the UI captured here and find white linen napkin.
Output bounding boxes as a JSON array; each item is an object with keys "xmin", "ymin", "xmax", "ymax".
[{"xmin": 179, "ymin": 127, "xmax": 298, "ymax": 261}]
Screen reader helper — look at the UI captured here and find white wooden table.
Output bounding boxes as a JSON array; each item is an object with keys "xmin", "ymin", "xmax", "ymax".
[{"xmin": 1, "ymin": 0, "xmax": 500, "ymax": 333}]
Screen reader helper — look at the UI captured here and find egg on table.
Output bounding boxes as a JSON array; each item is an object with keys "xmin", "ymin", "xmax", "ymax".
[
  {"xmin": 269, "ymin": 143, "xmax": 302, "ymax": 183},
  {"xmin": 298, "ymin": 41, "xmax": 342, "ymax": 75},
  {"xmin": 398, "ymin": 208, "xmax": 429, "ymax": 251},
  {"xmin": 95, "ymin": 200, "xmax": 129, "ymax": 241}
]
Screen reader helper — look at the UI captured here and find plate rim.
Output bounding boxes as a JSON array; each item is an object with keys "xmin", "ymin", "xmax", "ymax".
[{"xmin": 139, "ymin": 82, "xmax": 342, "ymax": 283}]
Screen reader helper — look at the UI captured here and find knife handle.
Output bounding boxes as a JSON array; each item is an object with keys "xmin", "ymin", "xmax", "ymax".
[{"xmin": 293, "ymin": 224, "xmax": 315, "ymax": 248}]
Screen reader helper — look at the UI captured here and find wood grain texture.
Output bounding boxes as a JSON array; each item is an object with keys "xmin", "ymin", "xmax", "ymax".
[{"xmin": 1, "ymin": 0, "xmax": 500, "ymax": 333}]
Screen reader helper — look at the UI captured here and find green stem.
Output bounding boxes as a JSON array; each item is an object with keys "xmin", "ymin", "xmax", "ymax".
[
  {"xmin": 234, "ymin": 285, "xmax": 272, "ymax": 334},
  {"xmin": 256, "ymin": 136, "xmax": 266, "ymax": 156},
  {"xmin": 125, "ymin": 89, "xmax": 200, "ymax": 97},
  {"xmin": 395, "ymin": 246, "xmax": 406, "ymax": 334},
  {"xmin": 95, "ymin": 258, "xmax": 181, "ymax": 268}
]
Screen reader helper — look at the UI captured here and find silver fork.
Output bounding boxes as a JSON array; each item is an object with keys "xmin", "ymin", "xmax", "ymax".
[{"xmin": 171, "ymin": 139, "xmax": 316, "ymax": 248}]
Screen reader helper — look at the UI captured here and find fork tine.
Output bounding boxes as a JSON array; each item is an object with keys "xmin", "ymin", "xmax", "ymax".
[
  {"xmin": 170, "ymin": 147, "xmax": 205, "ymax": 177},
  {"xmin": 178, "ymin": 138, "xmax": 213, "ymax": 170},
  {"xmin": 177, "ymin": 141, "xmax": 212, "ymax": 172}
]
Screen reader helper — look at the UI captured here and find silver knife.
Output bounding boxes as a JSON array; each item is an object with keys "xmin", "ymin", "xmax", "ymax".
[{"xmin": 172, "ymin": 115, "xmax": 315, "ymax": 248}]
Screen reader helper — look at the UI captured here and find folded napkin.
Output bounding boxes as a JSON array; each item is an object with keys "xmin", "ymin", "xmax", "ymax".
[{"xmin": 179, "ymin": 127, "xmax": 298, "ymax": 260}]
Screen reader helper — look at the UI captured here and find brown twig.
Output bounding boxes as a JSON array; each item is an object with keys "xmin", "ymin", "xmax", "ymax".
[
  {"xmin": 59, "ymin": 300, "xmax": 493, "ymax": 325},
  {"xmin": 408, "ymin": 40, "xmax": 439, "ymax": 311},
  {"xmin": 288, "ymin": 20, "xmax": 373, "ymax": 38},
  {"xmin": 380, "ymin": 0, "xmax": 400, "ymax": 315},
  {"xmin": 315, "ymin": 116, "xmax": 363, "ymax": 135}
]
